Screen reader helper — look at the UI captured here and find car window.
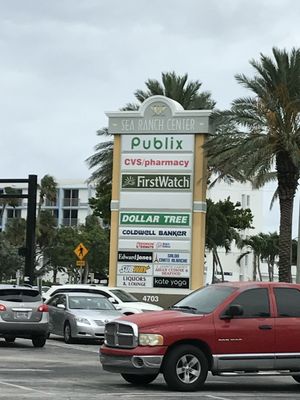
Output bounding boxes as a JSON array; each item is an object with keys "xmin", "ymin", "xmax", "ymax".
[
  {"xmin": 226, "ymin": 288, "xmax": 270, "ymax": 318},
  {"xmin": 68, "ymin": 296, "xmax": 115, "ymax": 310},
  {"xmin": 171, "ymin": 285, "xmax": 236, "ymax": 314},
  {"xmin": 110, "ymin": 289, "xmax": 138, "ymax": 302},
  {"xmin": 274, "ymin": 288, "xmax": 300, "ymax": 317},
  {"xmin": 0, "ymin": 289, "xmax": 41, "ymax": 302},
  {"xmin": 48, "ymin": 294, "xmax": 65, "ymax": 307}
]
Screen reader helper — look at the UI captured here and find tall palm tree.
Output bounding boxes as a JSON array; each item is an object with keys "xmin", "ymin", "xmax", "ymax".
[
  {"xmin": 86, "ymin": 72, "xmax": 215, "ymax": 220},
  {"xmin": 205, "ymin": 47, "xmax": 300, "ymax": 282}
]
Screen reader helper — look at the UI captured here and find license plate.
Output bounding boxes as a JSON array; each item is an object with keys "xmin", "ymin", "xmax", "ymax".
[{"xmin": 14, "ymin": 312, "xmax": 29, "ymax": 319}]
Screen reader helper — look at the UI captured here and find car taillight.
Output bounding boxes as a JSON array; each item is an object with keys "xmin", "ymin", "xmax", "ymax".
[
  {"xmin": 38, "ymin": 304, "xmax": 49, "ymax": 312},
  {"xmin": 0, "ymin": 304, "xmax": 6, "ymax": 311}
]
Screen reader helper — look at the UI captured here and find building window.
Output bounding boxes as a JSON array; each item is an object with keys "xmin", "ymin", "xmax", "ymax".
[
  {"xmin": 7, "ymin": 209, "xmax": 22, "ymax": 219},
  {"xmin": 246, "ymin": 195, "xmax": 250, "ymax": 207},
  {"xmin": 63, "ymin": 209, "xmax": 78, "ymax": 226},
  {"xmin": 241, "ymin": 194, "xmax": 246, "ymax": 208},
  {"xmin": 63, "ymin": 189, "xmax": 79, "ymax": 207}
]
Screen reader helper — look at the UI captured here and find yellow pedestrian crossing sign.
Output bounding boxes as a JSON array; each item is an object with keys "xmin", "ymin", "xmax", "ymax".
[{"xmin": 74, "ymin": 243, "xmax": 89, "ymax": 260}]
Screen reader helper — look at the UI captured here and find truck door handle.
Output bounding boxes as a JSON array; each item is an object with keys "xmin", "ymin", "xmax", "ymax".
[{"xmin": 259, "ymin": 325, "xmax": 272, "ymax": 330}]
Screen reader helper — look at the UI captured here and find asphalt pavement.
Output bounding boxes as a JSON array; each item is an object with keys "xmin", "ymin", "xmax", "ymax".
[{"xmin": 0, "ymin": 336, "xmax": 300, "ymax": 399}]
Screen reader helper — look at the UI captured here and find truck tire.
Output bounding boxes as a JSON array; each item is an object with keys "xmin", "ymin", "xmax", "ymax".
[
  {"xmin": 162, "ymin": 345, "xmax": 208, "ymax": 391},
  {"xmin": 121, "ymin": 373, "xmax": 158, "ymax": 385}
]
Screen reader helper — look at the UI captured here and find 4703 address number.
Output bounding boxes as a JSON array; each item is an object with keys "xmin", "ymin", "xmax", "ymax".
[{"xmin": 142, "ymin": 295, "xmax": 159, "ymax": 303}]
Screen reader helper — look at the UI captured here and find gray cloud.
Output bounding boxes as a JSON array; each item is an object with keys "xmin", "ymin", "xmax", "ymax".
[{"xmin": 0, "ymin": 0, "xmax": 299, "ymax": 181}]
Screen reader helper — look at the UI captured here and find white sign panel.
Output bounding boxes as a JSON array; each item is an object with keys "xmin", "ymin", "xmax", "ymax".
[
  {"xmin": 119, "ymin": 227, "xmax": 191, "ymax": 239},
  {"xmin": 122, "ymin": 134, "xmax": 195, "ymax": 153},
  {"xmin": 121, "ymin": 153, "xmax": 193, "ymax": 171},
  {"xmin": 153, "ymin": 264, "xmax": 190, "ymax": 278},
  {"xmin": 153, "ymin": 252, "xmax": 191, "ymax": 264},
  {"xmin": 120, "ymin": 191, "xmax": 193, "ymax": 209},
  {"xmin": 118, "ymin": 239, "xmax": 191, "ymax": 251},
  {"xmin": 117, "ymin": 263, "xmax": 153, "ymax": 275},
  {"xmin": 117, "ymin": 275, "xmax": 153, "ymax": 288}
]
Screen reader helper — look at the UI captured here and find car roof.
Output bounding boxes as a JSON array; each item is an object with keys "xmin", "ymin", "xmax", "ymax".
[
  {"xmin": 0, "ymin": 284, "xmax": 39, "ymax": 290},
  {"xmin": 211, "ymin": 281, "xmax": 300, "ymax": 289},
  {"xmin": 52, "ymin": 291, "xmax": 106, "ymax": 298}
]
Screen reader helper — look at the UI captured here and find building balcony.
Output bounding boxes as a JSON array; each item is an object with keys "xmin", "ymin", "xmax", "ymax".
[
  {"xmin": 62, "ymin": 218, "xmax": 78, "ymax": 226},
  {"xmin": 63, "ymin": 198, "xmax": 79, "ymax": 207}
]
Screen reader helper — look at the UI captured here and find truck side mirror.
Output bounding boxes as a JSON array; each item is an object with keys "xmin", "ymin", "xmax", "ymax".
[{"xmin": 221, "ymin": 304, "xmax": 243, "ymax": 319}]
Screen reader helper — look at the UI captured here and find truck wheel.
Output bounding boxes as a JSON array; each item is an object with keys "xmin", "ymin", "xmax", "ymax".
[
  {"xmin": 163, "ymin": 345, "xmax": 208, "ymax": 391},
  {"xmin": 121, "ymin": 373, "xmax": 158, "ymax": 385},
  {"xmin": 292, "ymin": 375, "xmax": 300, "ymax": 383}
]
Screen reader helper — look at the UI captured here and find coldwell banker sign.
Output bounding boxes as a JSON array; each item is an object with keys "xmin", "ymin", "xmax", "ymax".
[{"xmin": 106, "ymin": 96, "xmax": 212, "ymax": 295}]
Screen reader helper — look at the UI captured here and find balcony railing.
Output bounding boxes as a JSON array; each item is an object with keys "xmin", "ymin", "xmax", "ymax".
[
  {"xmin": 62, "ymin": 218, "xmax": 78, "ymax": 226},
  {"xmin": 63, "ymin": 198, "xmax": 79, "ymax": 207}
]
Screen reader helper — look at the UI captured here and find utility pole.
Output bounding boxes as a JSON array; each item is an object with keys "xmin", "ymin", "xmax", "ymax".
[{"xmin": 24, "ymin": 175, "xmax": 37, "ymax": 284}]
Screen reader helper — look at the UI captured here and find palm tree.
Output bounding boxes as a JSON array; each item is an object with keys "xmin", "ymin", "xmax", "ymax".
[
  {"xmin": 37, "ymin": 175, "xmax": 57, "ymax": 233},
  {"xmin": 123, "ymin": 71, "xmax": 215, "ymax": 111},
  {"xmin": 259, "ymin": 232, "xmax": 279, "ymax": 281},
  {"xmin": 206, "ymin": 198, "xmax": 253, "ymax": 283},
  {"xmin": 205, "ymin": 47, "xmax": 300, "ymax": 282},
  {"xmin": 0, "ymin": 187, "xmax": 20, "ymax": 221},
  {"xmin": 86, "ymin": 72, "xmax": 215, "ymax": 220}
]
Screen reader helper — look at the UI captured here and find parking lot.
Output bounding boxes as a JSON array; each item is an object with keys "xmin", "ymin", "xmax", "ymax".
[{"xmin": 0, "ymin": 336, "xmax": 300, "ymax": 400}]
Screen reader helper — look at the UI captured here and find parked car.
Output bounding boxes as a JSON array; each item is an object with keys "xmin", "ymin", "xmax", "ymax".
[
  {"xmin": 100, "ymin": 281, "xmax": 300, "ymax": 391},
  {"xmin": 46, "ymin": 292, "xmax": 122, "ymax": 343},
  {"xmin": 43, "ymin": 284, "xmax": 163, "ymax": 314},
  {"xmin": 0, "ymin": 284, "xmax": 49, "ymax": 347}
]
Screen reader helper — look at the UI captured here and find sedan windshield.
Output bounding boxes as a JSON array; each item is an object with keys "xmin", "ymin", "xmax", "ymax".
[
  {"xmin": 110, "ymin": 289, "xmax": 139, "ymax": 302},
  {"xmin": 68, "ymin": 296, "xmax": 115, "ymax": 310},
  {"xmin": 171, "ymin": 285, "xmax": 236, "ymax": 314}
]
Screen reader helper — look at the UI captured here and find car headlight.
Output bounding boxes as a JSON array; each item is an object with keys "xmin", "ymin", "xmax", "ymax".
[
  {"xmin": 139, "ymin": 333, "xmax": 164, "ymax": 346},
  {"xmin": 75, "ymin": 317, "xmax": 91, "ymax": 325}
]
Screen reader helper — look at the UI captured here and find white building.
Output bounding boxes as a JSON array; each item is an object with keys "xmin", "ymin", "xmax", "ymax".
[
  {"xmin": 1, "ymin": 177, "xmax": 298, "ymax": 284},
  {"xmin": 0, "ymin": 179, "xmax": 95, "ymax": 230},
  {"xmin": 205, "ymin": 179, "xmax": 299, "ymax": 283}
]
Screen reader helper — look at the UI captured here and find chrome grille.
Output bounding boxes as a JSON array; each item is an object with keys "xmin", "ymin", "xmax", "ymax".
[{"xmin": 104, "ymin": 321, "xmax": 138, "ymax": 348}]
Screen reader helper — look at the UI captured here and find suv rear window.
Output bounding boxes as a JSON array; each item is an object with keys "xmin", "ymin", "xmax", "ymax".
[{"xmin": 0, "ymin": 289, "xmax": 41, "ymax": 302}]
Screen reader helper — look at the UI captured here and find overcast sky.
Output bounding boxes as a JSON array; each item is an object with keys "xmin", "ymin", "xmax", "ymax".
[{"xmin": 1, "ymin": 0, "xmax": 299, "ymax": 184}]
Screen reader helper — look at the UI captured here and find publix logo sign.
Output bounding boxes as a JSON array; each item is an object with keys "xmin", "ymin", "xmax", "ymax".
[
  {"xmin": 122, "ymin": 174, "xmax": 190, "ymax": 190},
  {"xmin": 131, "ymin": 136, "xmax": 183, "ymax": 150}
]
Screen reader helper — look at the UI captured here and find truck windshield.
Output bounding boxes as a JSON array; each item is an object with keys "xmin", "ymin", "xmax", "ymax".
[{"xmin": 171, "ymin": 285, "xmax": 236, "ymax": 314}]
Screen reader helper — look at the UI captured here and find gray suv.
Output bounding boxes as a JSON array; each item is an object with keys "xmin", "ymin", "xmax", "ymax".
[{"xmin": 0, "ymin": 285, "xmax": 49, "ymax": 347}]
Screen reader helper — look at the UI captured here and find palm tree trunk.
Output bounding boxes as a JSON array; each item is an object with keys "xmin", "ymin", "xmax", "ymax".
[
  {"xmin": 257, "ymin": 257, "xmax": 262, "ymax": 281},
  {"xmin": 252, "ymin": 254, "xmax": 257, "ymax": 281},
  {"xmin": 215, "ymin": 250, "xmax": 225, "ymax": 282},
  {"xmin": 278, "ymin": 196, "xmax": 294, "ymax": 282}
]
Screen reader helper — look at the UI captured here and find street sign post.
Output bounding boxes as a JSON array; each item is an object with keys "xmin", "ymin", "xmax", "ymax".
[{"xmin": 74, "ymin": 243, "xmax": 89, "ymax": 283}]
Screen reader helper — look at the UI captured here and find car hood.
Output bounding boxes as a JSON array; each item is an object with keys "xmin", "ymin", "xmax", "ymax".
[
  {"xmin": 69, "ymin": 309, "xmax": 122, "ymax": 320},
  {"xmin": 117, "ymin": 309, "xmax": 204, "ymax": 328},
  {"xmin": 120, "ymin": 302, "xmax": 163, "ymax": 311}
]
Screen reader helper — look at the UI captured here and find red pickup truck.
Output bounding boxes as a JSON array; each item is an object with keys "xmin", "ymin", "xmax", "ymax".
[{"xmin": 100, "ymin": 281, "xmax": 300, "ymax": 391}]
